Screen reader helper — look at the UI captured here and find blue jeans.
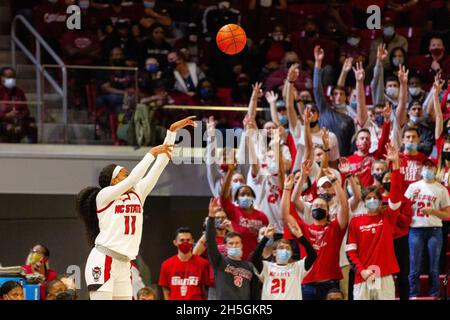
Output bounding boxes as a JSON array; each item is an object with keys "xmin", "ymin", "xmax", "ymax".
[
  {"xmin": 408, "ymin": 227, "xmax": 443, "ymax": 297},
  {"xmin": 302, "ymin": 280, "xmax": 340, "ymax": 300}
]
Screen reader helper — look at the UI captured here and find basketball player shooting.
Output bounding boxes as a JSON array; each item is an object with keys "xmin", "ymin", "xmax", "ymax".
[{"xmin": 76, "ymin": 116, "xmax": 196, "ymax": 300}]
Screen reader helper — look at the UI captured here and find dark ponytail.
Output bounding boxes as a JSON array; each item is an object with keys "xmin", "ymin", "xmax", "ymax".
[{"xmin": 76, "ymin": 164, "xmax": 116, "ymax": 247}]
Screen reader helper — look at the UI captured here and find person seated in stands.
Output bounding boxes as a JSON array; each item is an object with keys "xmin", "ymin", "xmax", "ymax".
[
  {"xmin": 58, "ymin": 274, "xmax": 78, "ymax": 300},
  {"xmin": 32, "ymin": 0, "xmax": 74, "ymax": 55},
  {"xmin": 21, "ymin": 244, "xmax": 57, "ymax": 300},
  {"xmin": 339, "ymin": 28, "xmax": 368, "ymax": 70},
  {"xmin": 257, "ymin": 24, "xmax": 292, "ymax": 81},
  {"xmin": 0, "ymin": 67, "xmax": 37, "ymax": 143},
  {"xmin": 96, "ymin": 47, "xmax": 136, "ymax": 144},
  {"xmin": 98, "ymin": 0, "xmax": 139, "ymax": 26},
  {"xmin": 202, "ymin": 1, "xmax": 241, "ymax": 39},
  {"xmin": 413, "ymin": 35, "xmax": 450, "ymax": 87},
  {"xmin": 162, "ymin": 50, "xmax": 205, "ymax": 105},
  {"xmin": 139, "ymin": 23, "xmax": 173, "ymax": 69},
  {"xmin": 173, "ymin": 23, "xmax": 210, "ymax": 74},
  {"xmin": 102, "ymin": 19, "xmax": 140, "ymax": 64},
  {"xmin": 45, "ymin": 279, "xmax": 75, "ymax": 300},
  {"xmin": 137, "ymin": 0, "xmax": 172, "ymax": 32},
  {"xmin": 367, "ymin": 16, "xmax": 408, "ymax": 73}
]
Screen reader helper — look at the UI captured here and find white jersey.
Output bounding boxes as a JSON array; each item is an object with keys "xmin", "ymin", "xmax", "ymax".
[
  {"xmin": 257, "ymin": 260, "xmax": 308, "ymax": 300},
  {"xmin": 95, "ymin": 131, "xmax": 176, "ymax": 259},
  {"xmin": 405, "ymin": 180, "xmax": 450, "ymax": 228}
]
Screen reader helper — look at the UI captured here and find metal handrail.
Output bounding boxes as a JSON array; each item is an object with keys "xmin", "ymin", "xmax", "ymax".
[{"xmin": 10, "ymin": 15, "xmax": 68, "ymax": 143}]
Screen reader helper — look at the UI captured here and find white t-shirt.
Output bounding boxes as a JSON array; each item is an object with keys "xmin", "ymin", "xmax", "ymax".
[
  {"xmin": 405, "ymin": 180, "xmax": 450, "ymax": 228},
  {"xmin": 257, "ymin": 259, "xmax": 308, "ymax": 300},
  {"xmin": 249, "ymin": 169, "xmax": 284, "ymax": 234},
  {"xmin": 292, "ymin": 123, "xmax": 340, "ymax": 162}
]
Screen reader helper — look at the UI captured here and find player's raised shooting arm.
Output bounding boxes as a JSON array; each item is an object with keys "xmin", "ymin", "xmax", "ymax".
[
  {"xmin": 97, "ymin": 153, "xmax": 156, "ymax": 206},
  {"xmin": 135, "ymin": 131, "xmax": 177, "ymax": 198}
]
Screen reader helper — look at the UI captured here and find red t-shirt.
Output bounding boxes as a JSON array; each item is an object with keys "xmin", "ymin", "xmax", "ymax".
[
  {"xmin": 347, "ymin": 121, "xmax": 390, "ymax": 188},
  {"xmin": 158, "ymin": 255, "xmax": 210, "ymax": 300},
  {"xmin": 21, "ymin": 265, "xmax": 57, "ymax": 300},
  {"xmin": 284, "ymin": 204, "xmax": 345, "ymax": 284},
  {"xmin": 399, "ymin": 152, "xmax": 428, "ymax": 187},
  {"xmin": 220, "ymin": 197, "xmax": 269, "ymax": 260},
  {"xmin": 347, "ymin": 170, "xmax": 402, "ymax": 284},
  {"xmin": 382, "ymin": 194, "xmax": 413, "ymax": 239},
  {"xmin": 346, "ymin": 210, "xmax": 400, "ymax": 284}
]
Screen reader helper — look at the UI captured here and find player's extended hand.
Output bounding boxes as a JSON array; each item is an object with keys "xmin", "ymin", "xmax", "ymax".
[
  {"xmin": 169, "ymin": 115, "xmax": 197, "ymax": 131},
  {"xmin": 149, "ymin": 144, "xmax": 174, "ymax": 158}
]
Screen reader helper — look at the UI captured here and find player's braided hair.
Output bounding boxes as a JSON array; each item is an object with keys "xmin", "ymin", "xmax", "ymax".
[{"xmin": 76, "ymin": 164, "xmax": 116, "ymax": 247}]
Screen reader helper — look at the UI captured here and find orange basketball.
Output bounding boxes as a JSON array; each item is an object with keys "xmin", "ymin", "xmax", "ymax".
[{"xmin": 216, "ymin": 24, "xmax": 247, "ymax": 55}]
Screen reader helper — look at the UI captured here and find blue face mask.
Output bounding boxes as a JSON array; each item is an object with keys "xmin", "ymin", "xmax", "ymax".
[
  {"xmin": 276, "ymin": 249, "xmax": 292, "ymax": 263},
  {"xmin": 350, "ymin": 99, "xmax": 357, "ymax": 110},
  {"xmin": 365, "ymin": 198, "xmax": 379, "ymax": 212},
  {"xmin": 200, "ymin": 88, "xmax": 212, "ymax": 99},
  {"xmin": 421, "ymin": 168, "xmax": 435, "ymax": 181},
  {"xmin": 227, "ymin": 247, "xmax": 242, "ymax": 258},
  {"xmin": 146, "ymin": 64, "xmax": 159, "ymax": 73},
  {"xmin": 335, "ymin": 103, "xmax": 346, "ymax": 110},
  {"xmin": 404, "ymin": 142, "xmax": 418, "ymax": 152},
  {"xmin": 383, "ymin": 26, "xmax": 395, "ymax": 37},
  {"xmin": 279, "ymin": 114, "xmax": 288, "ymax": 126},
  {"xmin": 238, "ymin": 196, "xmax": 254, "ymax": 209}
]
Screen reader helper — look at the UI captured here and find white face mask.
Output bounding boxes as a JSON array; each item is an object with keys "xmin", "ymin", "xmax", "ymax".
[
  {"xmin": 386, "ymin": 87, "xmax": 399, "ymax": 99},
  {"xmin": 408, "ymin": 87, "xmax": 421, "ymax": 96},
  {"xmin": 188, "ymin": 34, "xmax": 198, "ymax": 43},
  {"xmin": 3, "ymin": 78, "xmax": 16, "ymax": 89}
]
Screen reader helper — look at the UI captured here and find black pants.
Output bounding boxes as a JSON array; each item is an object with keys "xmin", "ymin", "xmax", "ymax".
[
  {"xmin": 441, "ymin": 221, "xmax": 449, "ymax": 273},
  {"xmin": 394, "ymin": 234, "xmax": 410, "ymax": 300}
]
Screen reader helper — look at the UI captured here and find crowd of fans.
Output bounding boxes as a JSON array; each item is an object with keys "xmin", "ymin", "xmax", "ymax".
[
  {"xmin": 1, "ymin": 0, "xmax": 449, "ymax": 144},
  {"xmin": 1, "ymin": 0, "xmax": 450, "ymax": 301}
]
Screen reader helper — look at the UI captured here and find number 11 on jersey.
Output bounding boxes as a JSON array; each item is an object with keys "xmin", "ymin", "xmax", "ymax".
[{"xmin": 124, "ymin": 216, "xmax": 136, "ymax": 235}]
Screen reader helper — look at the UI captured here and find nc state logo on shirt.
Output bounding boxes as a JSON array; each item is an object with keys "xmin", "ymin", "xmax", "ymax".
[
  {"xmin": 92, "ymin": 267, "xmax": 102, "ymax": 282},
  {"xmin": 233, "ymin": 276, "xmax": 243, "ymax": 288}
]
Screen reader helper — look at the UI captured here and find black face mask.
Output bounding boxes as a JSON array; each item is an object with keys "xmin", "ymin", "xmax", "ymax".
[
  {"xmin": 56, "ymin": 290, "xmax": 75, "ymax": 300},
  {"xmin": 373, "ymin": 173, "xmax": 383, "ymax": 183},
  {"xmin": 375, "ymin": 114, "xmax": 384, "ymax": 127},
  {"xmin": 168, "ymin": 61, "xmax": 177, "ymax": 70},
  {"xmin": 312, "ymin": 207, "xmax": 327, "ymax": 220},
  {"xmin": 286, "ymin": 61, "xmax": 296, "ymax": 69},
  {"xmin": 382, "ymin": 182, "xmax": 391, "ymax": 192},
  {"xmin": 305, "ymin": 30, "xmax": 317, "ymax": 38},
  {"xmin": 111, "ymin": 58, "xmax": 125, "ymax": 66},
  {"xmin": 309, "ymin": 120, "xmax": 319, "ymax": 128},
  {"xmin": 443, "ymin": 151, "xmax": 450, "ymax": 161}
]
